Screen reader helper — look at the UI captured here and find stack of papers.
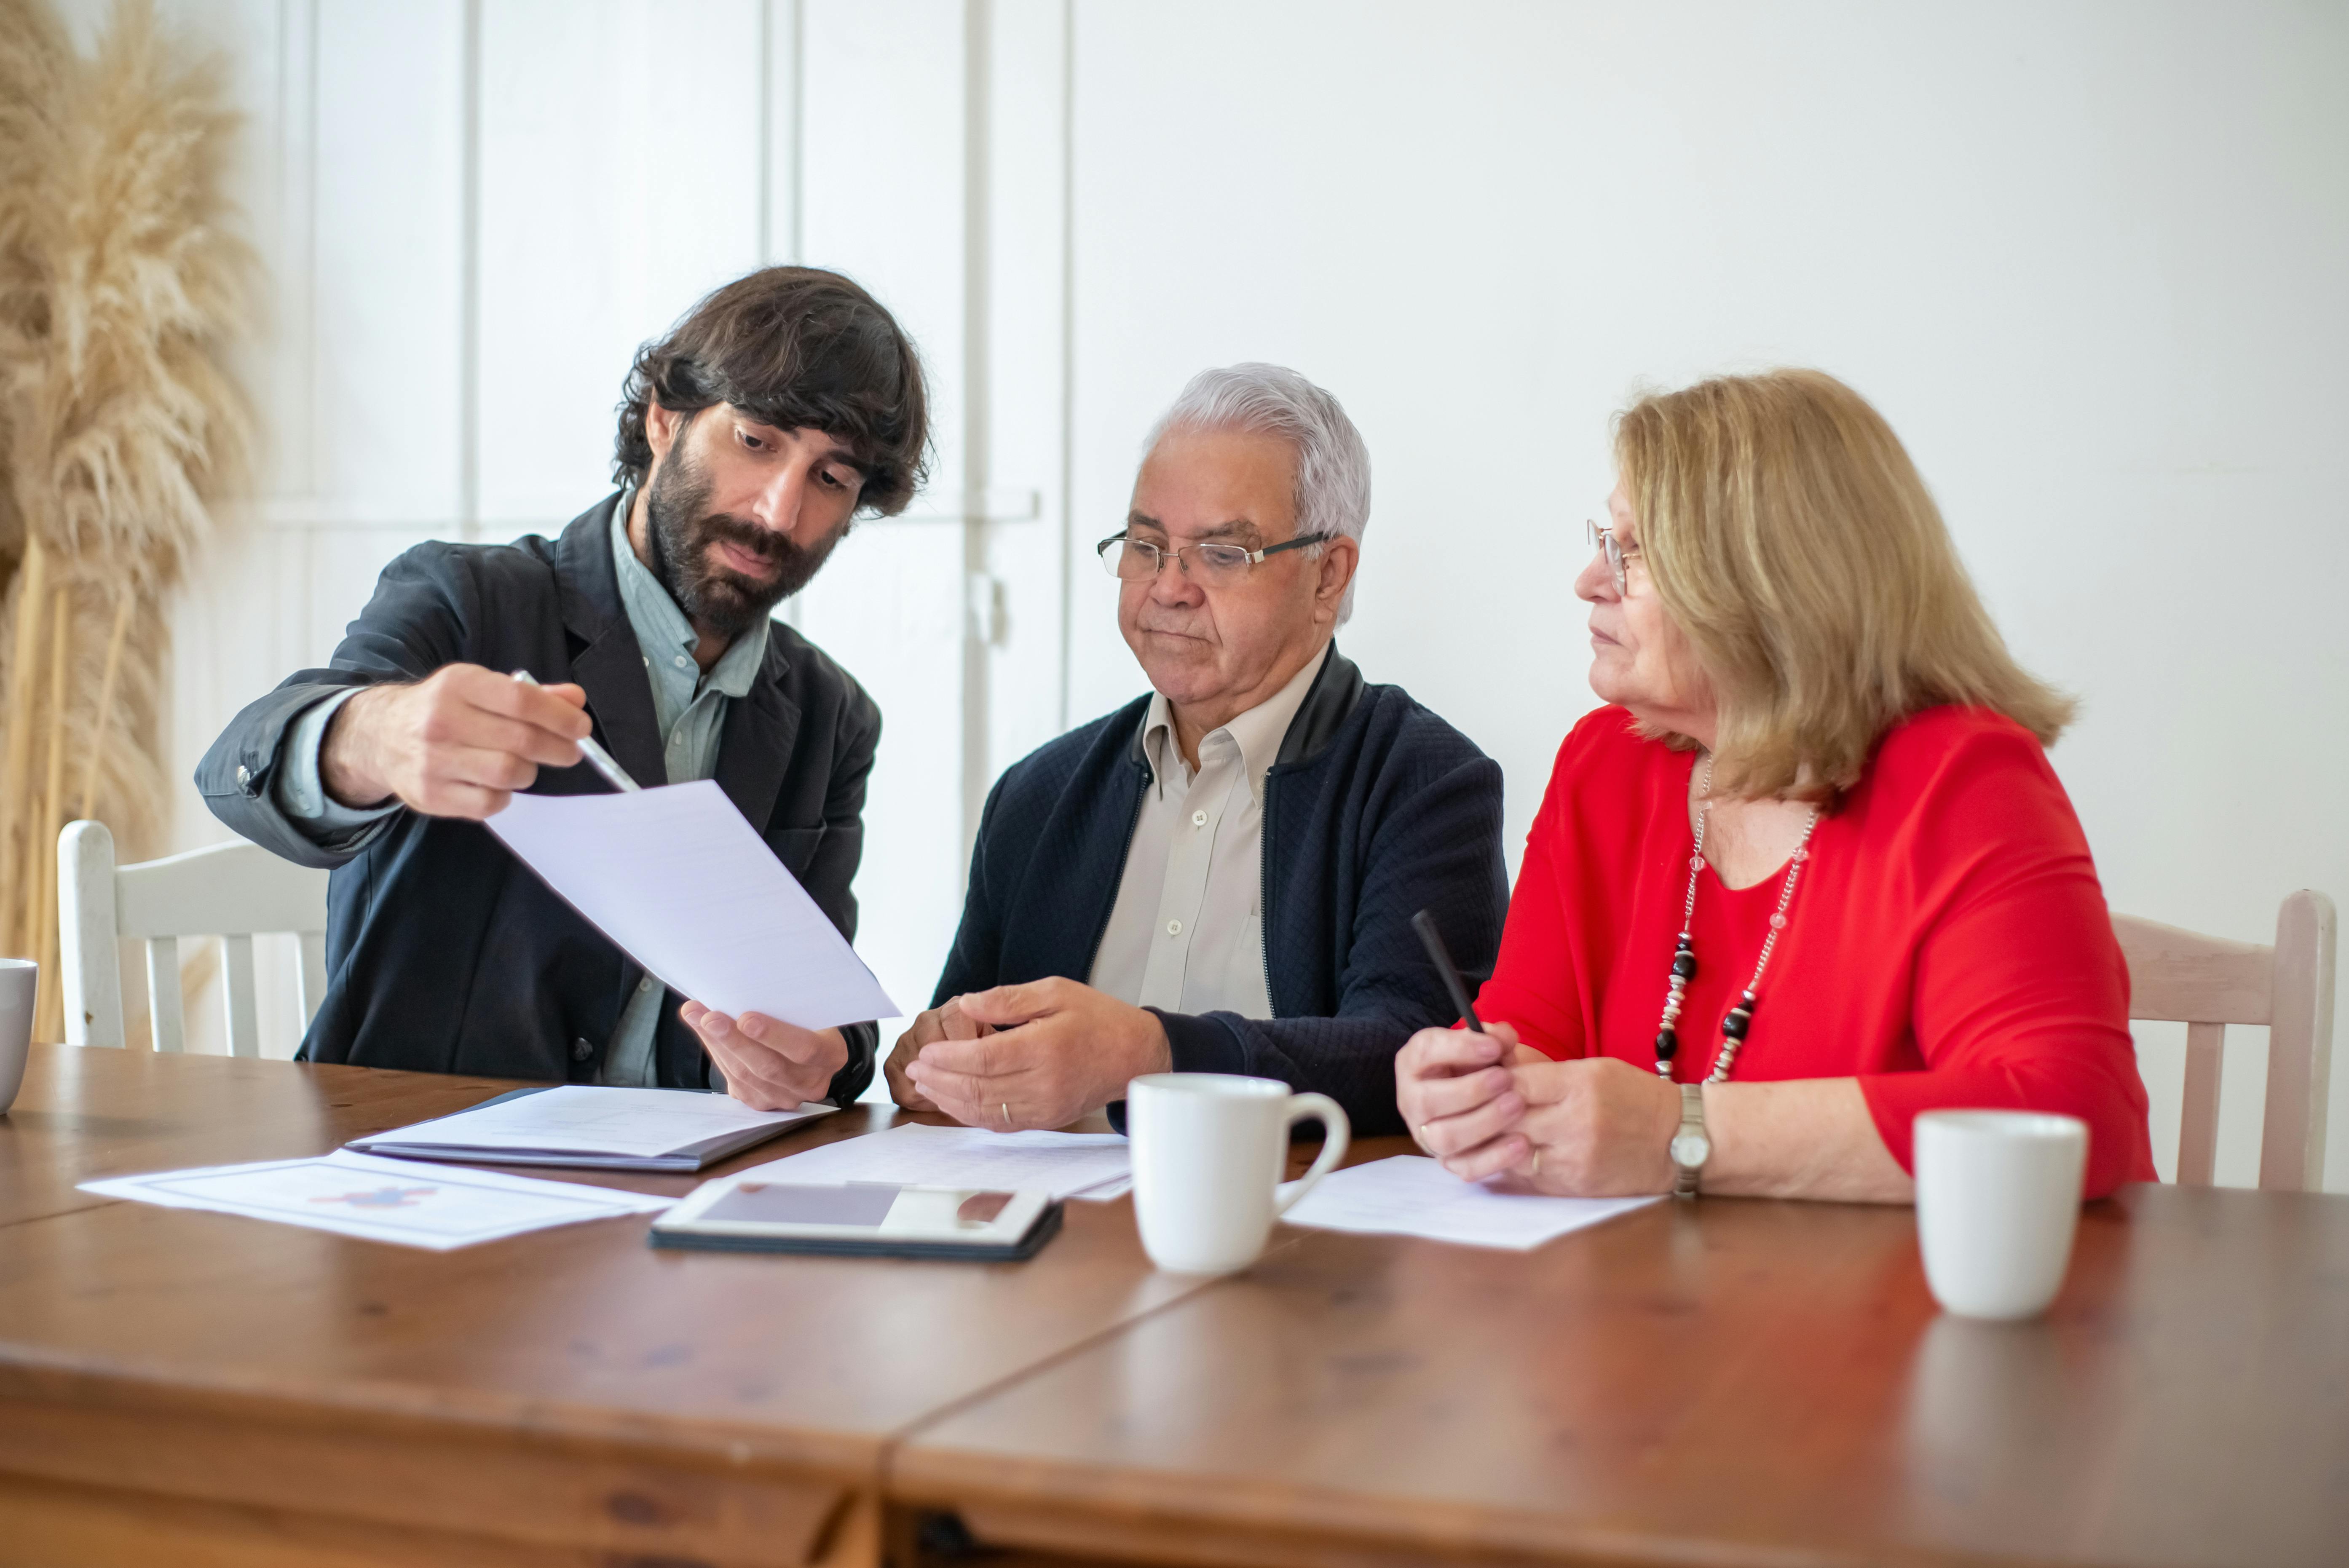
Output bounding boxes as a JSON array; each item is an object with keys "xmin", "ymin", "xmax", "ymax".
[
  {"xmin": 78, "ymin": 1150, "xmax": 673, "ymax": 1250},
  {"xmin": 1283, "ymin": 1156, "xmax": 1660, "ymax": 1250},
  {"xmin": 487, "ymin": 780, "xmax": 899, "ymax": 1030},
  {"xmin": 347, "ymin": 1085, "xmax": 833, "ymax": 1172},
  {"xmin": 736, "ymin": 1122, "xmax": 1134, "ymax": 1201}
]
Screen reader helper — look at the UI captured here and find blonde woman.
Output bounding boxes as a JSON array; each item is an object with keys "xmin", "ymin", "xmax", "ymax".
[{"xmin": 1397, "ymin": 370, "xmax": 2153, "ymax": 1202}]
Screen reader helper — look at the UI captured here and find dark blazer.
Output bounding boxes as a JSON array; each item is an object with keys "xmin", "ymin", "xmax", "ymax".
[
  {"xmin": 196, "ymin": 494, "xmax": 881, "ymax": 1100},
  {"xmin": 933, "ymin": 647, "xmax": 1508, "ymax": 1136}
]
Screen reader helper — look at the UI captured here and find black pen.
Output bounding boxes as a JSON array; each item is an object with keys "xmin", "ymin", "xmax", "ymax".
[{"xmin": 1410, "ymin": 908, "xmax": 1486, "ymax": 1035}]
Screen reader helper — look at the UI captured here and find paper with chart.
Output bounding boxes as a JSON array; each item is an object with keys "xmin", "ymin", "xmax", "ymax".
[
  {"xmin": 737, "ymin": 1122, "xmax": 1135, "ymax": 1201},
  {"xmin": 78, "ymin": 1150, "xmax": 673, "ymax": 1250},
  {"xmin": 347, "ymin": 1084, "xmax": 833, "ymax": 1170},
  {"xmin": 488, "ymin": 779, "xmax": 899, "ymax": 1030},
  {"xmin": 1282, "ymin": 1155, "xmax": 1659, "ymax": 1250}
]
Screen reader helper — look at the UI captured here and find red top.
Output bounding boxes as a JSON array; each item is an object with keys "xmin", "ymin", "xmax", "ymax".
[{"xmin": 1476, "ymin": 705, "xmax": 2156, "ymax": 1198}]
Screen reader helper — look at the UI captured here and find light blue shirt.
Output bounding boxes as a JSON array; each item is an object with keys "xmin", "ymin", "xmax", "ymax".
[{"xmin": 278, "ymin": 492, "xmax": 770, "ymax": 1085}]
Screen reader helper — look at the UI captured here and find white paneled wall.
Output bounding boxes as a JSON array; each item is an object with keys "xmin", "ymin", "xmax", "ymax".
[
  {"xmin": 73, "ymin": 2, "xmax": 2349, "ymax": 1185},
  {"xmin": 106, "ymin": 0, "xmax": 1075, "ymax": 1065}
]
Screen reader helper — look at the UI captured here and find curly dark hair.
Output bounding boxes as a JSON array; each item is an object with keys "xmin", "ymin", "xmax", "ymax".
[{"xmin": 612, "ymin": 266, "xmax": 929, "ymax": 515}]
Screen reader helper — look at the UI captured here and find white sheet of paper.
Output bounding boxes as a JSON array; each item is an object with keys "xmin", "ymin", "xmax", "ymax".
[
  {"xmin": 488, "ymin": 780, "xmax": 899, "ymax": 1029},
  {"xmin": 78, "ymin": 1150, "xmax": 672, "ymax": 1250},
  {"xmin": 1282, "ymin": 1155, "xmax": 1660, "ymax": 1250},
  {"xmin": 351, "ymin": 1085, "xmax": 832, "ymax": 1159},
  {"xmin": 736, "ymin": 1122, "xmax": 1134, "ymax": 1201}
]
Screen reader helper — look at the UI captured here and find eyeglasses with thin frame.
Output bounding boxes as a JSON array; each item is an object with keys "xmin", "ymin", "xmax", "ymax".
[
  {"xmin": 1096, "ymin": 530, "xmax": 1334, "ymax": 586},
  {"xmin": 1586, "ymin": 518, "xmax": 1642, "ymax": 595}
]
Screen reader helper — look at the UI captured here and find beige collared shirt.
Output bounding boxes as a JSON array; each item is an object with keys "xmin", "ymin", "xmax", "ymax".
[{"xmin": 1087, "ymin": 644, "xmax": 1331, "ymax": 1018}]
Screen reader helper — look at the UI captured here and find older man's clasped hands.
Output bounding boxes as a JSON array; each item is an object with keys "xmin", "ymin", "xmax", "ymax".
[{"xmin": 883, "ymin": 980, "xmax": 1173, "ymax": 1131}]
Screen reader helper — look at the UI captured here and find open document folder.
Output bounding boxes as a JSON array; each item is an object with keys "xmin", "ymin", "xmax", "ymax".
[
  {"xmin": 348, "ymin": 1086, "xmax": 834, "ymax": 1172},
  {"xmin": 487, "ymin": 780, "xmax": 899, "ymax": 1031}
]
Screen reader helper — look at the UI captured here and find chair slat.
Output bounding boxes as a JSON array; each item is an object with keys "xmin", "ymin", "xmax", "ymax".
[
  {"xmin": 2175, "ymin": 1022, "xmax": 2224, "ymax": 1186},
  {"xmin": 115, "ymin": 840, "xmax": 329, "ymax": 941},
  {"xmin": 146, "ymin": 936, "xmax": 184, "ymax": 1054},
  {"xmin": 2113, "ymin": 914, "xmax": 2271, "ymax": 1025},
  {"xmin": 297, "ymin": 931, "xmax": 329, "ymax": 1028},
  {"xmin": 222, "ymin": 934, "xmax": 260, "ymax": 1060}
]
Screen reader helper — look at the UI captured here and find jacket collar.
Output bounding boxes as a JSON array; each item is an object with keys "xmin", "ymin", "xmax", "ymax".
[{"xmin": 1123, "ymin": 642, "xmax": 1366, "ymax": 774}]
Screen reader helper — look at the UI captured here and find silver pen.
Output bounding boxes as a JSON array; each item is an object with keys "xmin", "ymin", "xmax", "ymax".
[{"xmin": 511, "ymin": 669, "xmax": 640, "ymax": 792}]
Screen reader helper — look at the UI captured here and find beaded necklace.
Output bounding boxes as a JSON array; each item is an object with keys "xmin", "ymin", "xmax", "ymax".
[{"xmin": 1654, "ymin": 756, "xmax": 1821, "ymax": 1085}]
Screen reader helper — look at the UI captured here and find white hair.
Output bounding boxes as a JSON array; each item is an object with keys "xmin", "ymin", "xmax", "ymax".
[{"xmin": 1145, "ymin": 362, "xmax": 1372, "ymax": 622}]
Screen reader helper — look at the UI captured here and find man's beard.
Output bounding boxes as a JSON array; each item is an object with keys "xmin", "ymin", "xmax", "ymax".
[{"xmin": 642, "ymin": 446, "xmax": 840, "ymax": 638}]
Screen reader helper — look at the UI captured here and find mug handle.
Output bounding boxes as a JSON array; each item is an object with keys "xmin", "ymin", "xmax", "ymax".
[{"xmin": 1273, "ymin": 1092, "xmax": 1351, "ymax": 1216}]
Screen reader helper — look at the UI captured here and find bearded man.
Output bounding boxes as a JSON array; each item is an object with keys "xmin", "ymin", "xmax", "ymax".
[{"xmin": 199, "ymin": 267, "xmax": 924, "ymax": 1103}]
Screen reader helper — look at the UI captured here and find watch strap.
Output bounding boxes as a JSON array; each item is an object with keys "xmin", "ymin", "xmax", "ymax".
[{"xmin": 1672, "ymin": 1082, "xmax": 1707, "ymax": 1199}]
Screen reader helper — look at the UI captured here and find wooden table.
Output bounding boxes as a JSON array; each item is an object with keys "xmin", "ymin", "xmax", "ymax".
[
  {"xmin": 0, "ymin": 1045, "xmax": 1256, "ymax": 1568},
  {"xmin": 891, "ymin": 1182, "xmax": 2349, "ymax": 1568},
  {"xmin": 9, "ymin": 1047, "xmax": 2348, "ymax": 1568}
]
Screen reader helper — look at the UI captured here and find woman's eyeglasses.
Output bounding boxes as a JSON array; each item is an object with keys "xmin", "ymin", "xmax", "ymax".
[{"xmin": 1586, "ymin": 519, "xmax": 1642, "ymax": 595}]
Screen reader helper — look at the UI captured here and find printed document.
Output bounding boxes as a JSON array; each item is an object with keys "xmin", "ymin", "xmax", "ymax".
[
  {"xmin": 347, "ymin": 1084, "xmax": 834, "ymax": 1171},
  {"xmin": 78, "ymin": 1149, "xmax": 673, "ymax": 1250},
  {"xmin": 488, "ymin": 780, "xmax": 899, "ymax": 1030},
  {"xmin": 1283, "ymin": 1155, "xmax": 1659, "ymax": 1250},
  {"xmin": 736, "ymin": 1122, "xmax": 1134, "ymax": 1201}
]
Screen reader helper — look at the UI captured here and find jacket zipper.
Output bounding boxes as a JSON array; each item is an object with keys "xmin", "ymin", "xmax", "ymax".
[{"xmin": 1258, "ymin": 771, "xmax": 1278, "ymax": 1017}]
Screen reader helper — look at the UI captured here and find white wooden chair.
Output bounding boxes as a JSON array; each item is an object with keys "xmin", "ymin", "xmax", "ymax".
[
  {"xmin": 57, "ymin": 820, "xmax": 331, "ymax": 1056},
  {"xmin": 2114, "ymin": 889, "xmax": 2337, "ymax": 1191}
]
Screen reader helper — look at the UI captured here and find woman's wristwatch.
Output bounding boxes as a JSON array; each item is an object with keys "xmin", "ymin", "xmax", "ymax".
[{"xmin": 1669, "ymin": 1083, "xmax": 1711, "ymax": 1198}]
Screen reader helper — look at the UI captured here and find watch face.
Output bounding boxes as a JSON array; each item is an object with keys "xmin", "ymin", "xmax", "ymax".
[{"xmin": 1670, "ymin": 1131, "xmax": 1712, "ymax": 1168}]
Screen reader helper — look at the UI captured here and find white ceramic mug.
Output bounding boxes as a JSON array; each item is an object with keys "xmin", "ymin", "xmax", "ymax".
[
  {"xmin": 0, "ymin": 960, "xmax": 35, "ymax": 1114},
  {"xmin": 1914, "ymin": 1109, "xmax": 2088, "ymax": 1320},
  {"xmin": 1127, "ymin": 1073, "xmax": 1350, "ymax": 1274}
]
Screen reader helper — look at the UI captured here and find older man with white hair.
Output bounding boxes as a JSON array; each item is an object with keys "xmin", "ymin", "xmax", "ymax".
[{"xmin": 883, "ymin": 364, "xmax": 1507, "ymax": 1137}]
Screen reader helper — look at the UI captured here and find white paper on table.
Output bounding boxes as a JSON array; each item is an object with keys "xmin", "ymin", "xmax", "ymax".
[
  {"xmin": 1282, "ymin": 1155, "xmax": 1660, "ymax": 1250},
  {"xmin": 735, "ymin": 1122, "xmax": 1134, "ymax": 1201},
  {"xmin": 487, "ymin": 780, "xmax": 899, "ymax": 1030},
  {"xmin": 78, "ymin": 1149, "xmax": 673, "ymax": 1250},
  {"xmin": 350, "ymin": 1085, "xmax": 831, "ymax": 1161}
]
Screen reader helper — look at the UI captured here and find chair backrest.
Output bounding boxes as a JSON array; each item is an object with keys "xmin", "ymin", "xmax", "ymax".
[
  {"xmin": 58, "ymin": 820, "xmax": 331, "ymax": 1057},
  {"xmin": 2113, "ymin": 889, "xmax": 2337, "ymax": 1192}
]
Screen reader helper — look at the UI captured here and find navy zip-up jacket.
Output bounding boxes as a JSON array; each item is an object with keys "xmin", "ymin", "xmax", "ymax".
[{"xmin": 932, "ymin": 646, "xmax": 1508, "ymax": 1136}]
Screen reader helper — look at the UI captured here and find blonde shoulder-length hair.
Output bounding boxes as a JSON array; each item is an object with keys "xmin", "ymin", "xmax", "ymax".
[{"xmin": 1616, "ymin": 368, "xmax": 2072, "ymax": 803}]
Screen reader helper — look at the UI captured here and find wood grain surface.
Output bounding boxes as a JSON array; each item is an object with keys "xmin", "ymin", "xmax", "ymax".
[
  {"xmin": 12, "ymin": 1048, "xmax": 2348, "ymax": 1568},
  {"xmin": 892, "ymin": 1175, "xmax": 2349, "ymax": 1568},
  {"xmin": 0, "ymin": 1046, "xmax": 1245, "ymax": 1568}
]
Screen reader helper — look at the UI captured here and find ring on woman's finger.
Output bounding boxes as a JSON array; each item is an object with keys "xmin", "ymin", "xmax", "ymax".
[{"xmin": 1529, "ymin": 1148, "xmax": 1541, "ymax": 1177}]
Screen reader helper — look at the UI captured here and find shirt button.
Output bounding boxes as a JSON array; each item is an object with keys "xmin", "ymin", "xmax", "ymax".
[
  {"xmin": 1191, "ymin": 810, "xmax": 1208, "ymax": 827},
  {"xmin": 1166, "ymin": 919, "xmax": 1183, "ymax": 936},
  {"xmin": 571, "ymin": 1037, "xmax": 595, "ymax": 1062},
  {"xmin": 673, "ymin": 654, "xmax": 691, "ymax": 670},
  {"xmin": 234, "ymin": 763, "xmax": 252, "ymax": 790},
  {"xmin": 638, "ymin": 978, "xmax": 654, "ymax": 993}
]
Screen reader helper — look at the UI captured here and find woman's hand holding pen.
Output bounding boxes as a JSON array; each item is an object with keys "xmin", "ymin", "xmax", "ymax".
[
  {"xmin": 1397, "ymin": 1022, "xmax": 1533, "ymax": 1175},
  {"xmin": 1398, "ymin": 1025, "xmax": 1688, "ymax": 1197}
]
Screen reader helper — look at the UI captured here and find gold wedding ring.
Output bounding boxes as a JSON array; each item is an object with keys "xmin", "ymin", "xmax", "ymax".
[{"xmin": 1001, "ymin": 1102, "xmax": 1011, "ymax": 1127}]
